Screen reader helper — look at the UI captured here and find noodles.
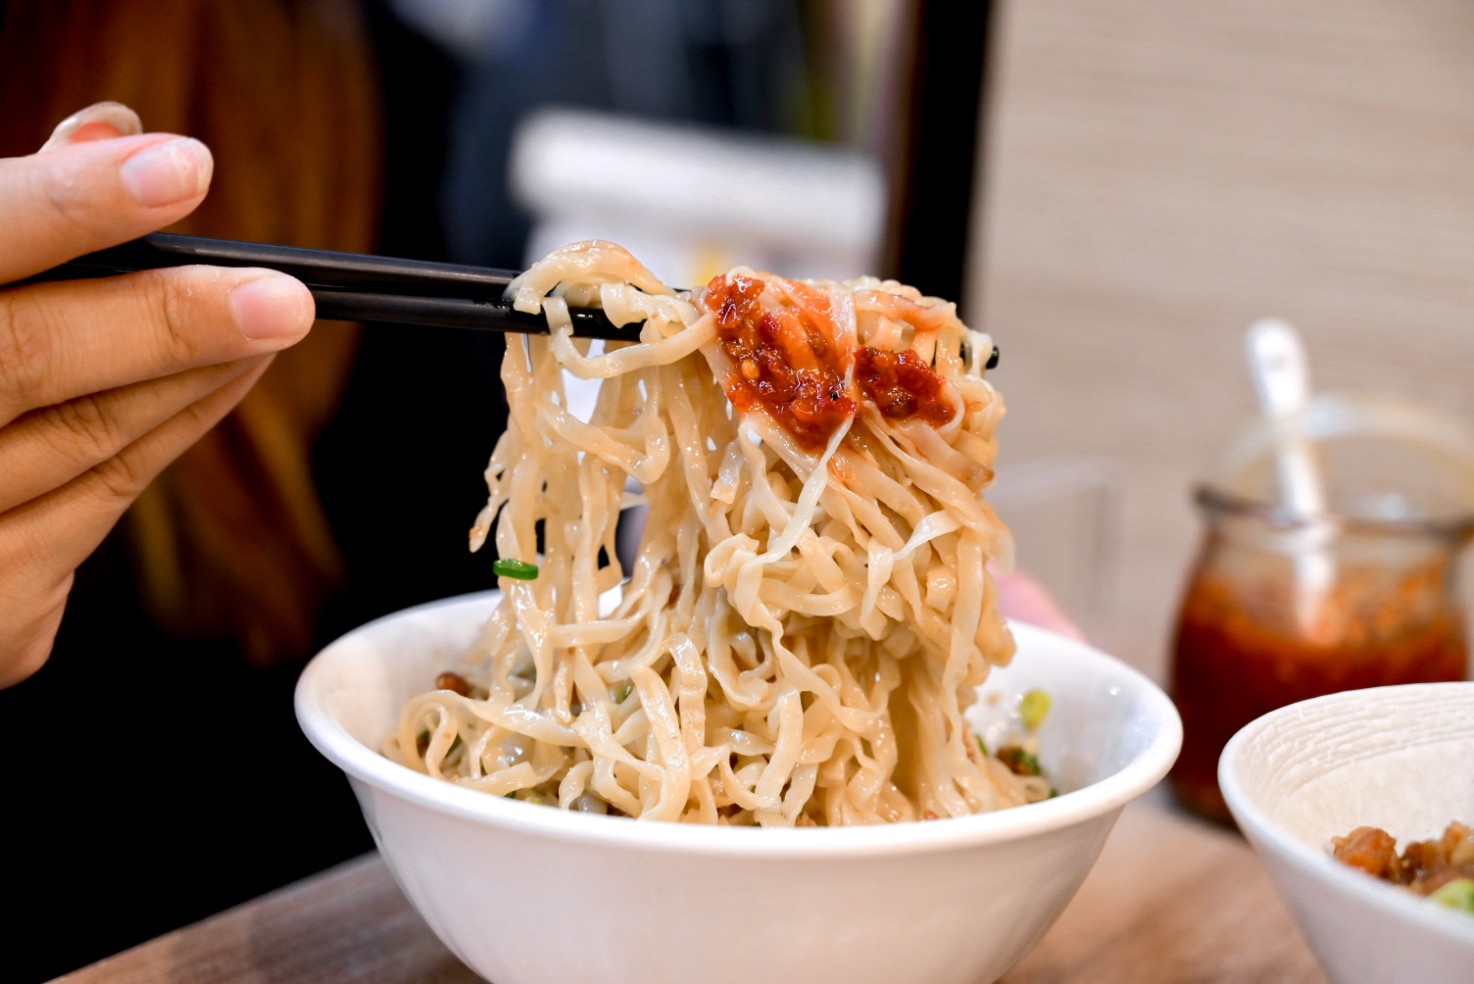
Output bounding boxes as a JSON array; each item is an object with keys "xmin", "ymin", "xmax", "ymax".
[{"xmin": 383, "ymin": 240, "xmax": 1049, "ymax": 825}]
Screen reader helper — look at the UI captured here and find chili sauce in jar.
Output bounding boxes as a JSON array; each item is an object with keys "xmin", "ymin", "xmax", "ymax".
[{"xmin": 1167, "ymin": 485, "xmax": 1471, "ymax": 825}]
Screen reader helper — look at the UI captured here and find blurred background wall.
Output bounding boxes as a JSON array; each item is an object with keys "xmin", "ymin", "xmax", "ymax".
[
  {"xmin": 408, "ymin": 0, "xmax": 1474, "ymax": 678},
  {"xmin": 19, "ymin": 0, "xmax": 1466, "ymax": 686},
  {"xmin": 971, "ymin": 0, "xmax": 1474, "ymax": 674}
]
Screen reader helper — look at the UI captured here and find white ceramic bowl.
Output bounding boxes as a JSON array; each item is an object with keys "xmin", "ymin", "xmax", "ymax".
[
  {"xmin": 1219, "ymin": 683, "xmax": 1474, "ymax": 984},
  {"xmin": 296, "ymin": 591, "xmax": 1181, "ymax": 984}
]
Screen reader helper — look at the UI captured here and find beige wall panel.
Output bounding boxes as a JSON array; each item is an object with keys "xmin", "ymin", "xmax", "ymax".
[{"xmin": 972, "ymin": 1, "xmax": 1474, "ymax": 676}]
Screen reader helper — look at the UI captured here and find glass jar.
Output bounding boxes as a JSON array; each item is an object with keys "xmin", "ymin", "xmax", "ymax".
[{"xmin": 1166, "ymin": 393, "xmax": 1474, "ymax": 826}]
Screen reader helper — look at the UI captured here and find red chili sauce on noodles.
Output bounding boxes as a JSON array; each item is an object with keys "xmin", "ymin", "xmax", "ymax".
[{"xmin": 702, "ymin": 273, "xmax": 956, "ymax": 449}]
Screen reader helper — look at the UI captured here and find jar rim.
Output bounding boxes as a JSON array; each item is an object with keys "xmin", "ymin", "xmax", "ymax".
[{"xmin": 1192, "ymin": 483, "xmax": 1474, "ymax": 542}]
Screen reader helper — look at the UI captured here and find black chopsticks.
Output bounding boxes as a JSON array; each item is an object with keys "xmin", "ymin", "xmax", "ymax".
[
  {"xmin": 28, "ymin": 233, "xmax": 644, "ymax": 341},
  {"xmin": 26, "ymin": 233, "xmax": 1000, "ymax": 368}
]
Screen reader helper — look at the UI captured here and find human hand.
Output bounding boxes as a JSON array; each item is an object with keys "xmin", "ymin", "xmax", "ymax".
[{"xmin": 0, "ymin": 102, "xmax": 316, "ymax": 687}]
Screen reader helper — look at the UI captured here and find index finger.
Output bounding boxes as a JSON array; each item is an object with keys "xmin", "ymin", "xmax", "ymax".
[{"xmin": 0, "ymin": 132, "xmax": 213, "ymax": 284}]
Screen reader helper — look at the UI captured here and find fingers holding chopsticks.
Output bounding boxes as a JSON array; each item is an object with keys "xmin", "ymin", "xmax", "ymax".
[
  {"xmin": 0, "ymin": 101, "xmax": 315, "ymax": 430},
  {"xmin": 0, "ymin": 267, "xmax": 313, "ymax": 426},
  {"xmin": 0, "ymin": 102, "xmax": 318, "ymax": 685}
]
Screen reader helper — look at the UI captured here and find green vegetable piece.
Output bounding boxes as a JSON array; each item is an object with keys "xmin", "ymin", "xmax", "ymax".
[
  {"xmin": 1020, "ymin": 689, "xmax": 1051, "ymax": 729},
  {"xmin": 493, "ymin": 557, "xmax": 539, "ymax": 580},
  {"xmin": 996, "ymin": 744, "xmax": 1042, "ymax": 776},
  {"xmin": 1430, "ymin": 877, "xmax": 1474, "ymax": 914},
  {"xmin": 616, "ymin": 681, "xmax": 633, "ymax": 703},
  {"xmin": 976, "ymin": 735, "xmax": 989, "ymax": 757}
]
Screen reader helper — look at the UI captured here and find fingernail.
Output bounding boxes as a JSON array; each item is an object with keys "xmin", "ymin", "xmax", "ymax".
[
  {"xmin": 228, "ymin": 273, "xmax": 314, "ymax": 341},
  {"xmin": 41, "ymin": 101, "xmax": 143, "ymax": 151},
  {"xmin": 120, "ymin": 137, "xmax": 213, "ymax": 208}
]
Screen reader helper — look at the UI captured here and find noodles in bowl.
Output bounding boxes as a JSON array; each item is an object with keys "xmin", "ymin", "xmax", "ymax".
[
  {"xmin": 296, "ymin": 241, "xmax": 1182, "ymax": 984},
  {"xmin": 384, "ymin": 241, "xmax": 1040, "ymax": 826},
  {"xmin": 296, "ymin": 594, "xmax": 1180, "ymax": 984}
]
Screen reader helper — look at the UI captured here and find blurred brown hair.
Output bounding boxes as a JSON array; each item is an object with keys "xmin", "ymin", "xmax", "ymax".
[{"xmin": 0, "ymin": 0, "xmax": 384, "ymax": 665}]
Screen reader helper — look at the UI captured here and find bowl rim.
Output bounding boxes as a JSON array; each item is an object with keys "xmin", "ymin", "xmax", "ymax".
[
  {"xmin": 296, "ymin": 590, "xmax": 1182, "ymax": 858},
  {"xmin": 1218, "ymin": 683, "xmax": 1474, "ymax": 945}
]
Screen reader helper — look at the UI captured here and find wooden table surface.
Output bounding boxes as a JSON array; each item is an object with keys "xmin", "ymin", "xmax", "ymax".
[{"xmin": 51, "ymin": 784, "xmax": 1327, "ymax": 984}]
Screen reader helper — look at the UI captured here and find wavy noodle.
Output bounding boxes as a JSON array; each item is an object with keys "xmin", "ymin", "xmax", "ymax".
[{"xmin": 384, "ymin": 240, "xmax": 1050, "ymax": 825}]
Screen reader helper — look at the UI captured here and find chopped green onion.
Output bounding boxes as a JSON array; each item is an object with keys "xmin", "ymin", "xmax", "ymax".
[
  {"xmin": 615, "ymin": 681, "xmax": 633, "ymax": 703},
  {"xmin": 1430, "ymin": 878, "xmax": 1474, "ymax": 914},
  {"xmin": 976, "ymin": 735, "xmax": 989, "ymax": 757},
  {"xmin": 1020, "ymin": 689, "xmax": 1052, "ymax": 729},
  {"xmin": 493, "ymin": 557, "xmax": 539, "ymax": 580}
]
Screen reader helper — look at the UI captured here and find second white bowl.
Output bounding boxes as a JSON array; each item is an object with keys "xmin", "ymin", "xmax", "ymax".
[{"xmin": 1219, "ymin": 682, "xmax": 1474, "ymax": 984}]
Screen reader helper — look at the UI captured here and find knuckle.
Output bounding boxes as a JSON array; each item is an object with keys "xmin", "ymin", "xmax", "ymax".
[
  {"xmin": 0, "ymin": 290, "xmax": 59, "ymax": 420},
  {"xmin": 86, "ymin": 387, "xmax": 225, "ymax": 506},
  {"xmin": 0, "ymin": 556, "xmax": 71, "ymax": 689},
  {"xmin": 89, "ymin": 445, "xmax": 153, "ymax": 504},
  {"xmin": 27, "ymin": 153, "xmax": 94, "ymax": 238},
  {"xmin": 44, "ymin": 393, "xmax": 125, "ymax": 463},
  {"xmin": 146, "ymin": 268, "xmax": 218, "ymax": 364}
]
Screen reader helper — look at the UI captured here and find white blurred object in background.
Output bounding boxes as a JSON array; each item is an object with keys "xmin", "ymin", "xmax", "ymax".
[{"xmin": 509, "ymin": 106, "xmax": 886, "ymax": 287}]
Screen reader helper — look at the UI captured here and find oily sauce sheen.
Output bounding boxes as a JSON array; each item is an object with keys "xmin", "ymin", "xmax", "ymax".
[{"xmin": 702, "ymin": 273, "xmax": 956, "ymax": 449}]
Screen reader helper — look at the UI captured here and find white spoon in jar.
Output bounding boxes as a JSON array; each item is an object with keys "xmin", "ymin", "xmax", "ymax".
[{"xmin": 1244, "ymin": 318, "xmax": 1334, "ymax": 635}]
